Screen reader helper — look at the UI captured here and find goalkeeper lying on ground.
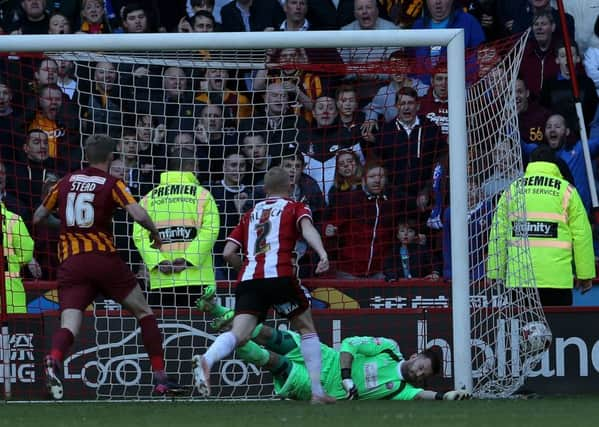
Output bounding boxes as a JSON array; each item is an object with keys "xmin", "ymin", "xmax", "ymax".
[{"xmin": 232, "ymin": 323, "xmax": 471, "ymax": 401}]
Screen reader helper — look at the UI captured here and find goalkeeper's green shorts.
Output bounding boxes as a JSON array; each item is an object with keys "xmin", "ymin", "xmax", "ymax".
[{"xmin": 274, "ymin": 362, "xmax": 312, "ymax": 401}]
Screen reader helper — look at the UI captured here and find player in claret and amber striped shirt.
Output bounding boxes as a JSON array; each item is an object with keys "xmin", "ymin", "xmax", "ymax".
[
  {"xmin": 33, "ymin": 134, "xmax": 183, "ymax": 400},
  {"xmin": 193, "ymin": 166, "xmax": 335, "ymax": 404}
]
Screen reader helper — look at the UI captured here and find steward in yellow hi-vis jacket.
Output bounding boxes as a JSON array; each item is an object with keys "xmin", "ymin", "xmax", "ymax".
[
  {"xmin": 487, "ymin": 146, "xmax": 595, "ymax": 306},
  {"xmin": 133, "ymin": 150, "xmax": 233, "ymax": 324},
  {"xmin": 1, "ymin": 202, "xmax": 35, "ymax": 313}
]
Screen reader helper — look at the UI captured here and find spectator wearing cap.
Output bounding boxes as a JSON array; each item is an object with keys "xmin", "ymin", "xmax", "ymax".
[
  {"xmin": 220, "ymin": 0, "xmax": 285, "ymax": 32},
  {"xmin": 300, "ymin": 94, "xmax": 366, "ymax": 203},
  {"xmin": 324, "ymin": 162, "xmax": 400, "ymax": 279},
  {"xmin": 419, "ymin": 63, "xmax": 449, "ymax": 135}
]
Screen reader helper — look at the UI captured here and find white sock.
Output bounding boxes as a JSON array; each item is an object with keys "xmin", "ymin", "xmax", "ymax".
[
  {"xmin": 204, "ymin": 331, "xmax": 237, "ymax": 369},
  {"xmin": 300, "ymin": 333, "xmax": 325, "ymax": 396}
]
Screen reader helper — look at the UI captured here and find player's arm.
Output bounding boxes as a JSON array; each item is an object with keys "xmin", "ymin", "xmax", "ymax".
[
  {"xmin": 32, "ymin": 205, "xmax": 51, "ymax": 225},
  {"xmin": 126, "ymin": 203, "xmax": 162, "ymax": 249},
  {"xmin": 338, "ymin": 336, "xmax": 399, "ymax": 400},
  {"xmin": 33, "ymin": 180, "xmax": 60, "ymax": 226},
  {"xmin": 338, "ymin": 350, "xmax": 358, "ymax": 399},
  {"xmin": 340, "ymin": 336, "xmax": 400, "ymax": 357},
  {"xmin": 299, "ymin": 217, "xmax": 329, "ymax": 274},
  {"xmin": 222, "ymin": 240, "xmax": 242, "ymax": 270}
]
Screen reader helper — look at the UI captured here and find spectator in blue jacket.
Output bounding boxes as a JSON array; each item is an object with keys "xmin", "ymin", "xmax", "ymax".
[
  {"xmin": 522, "ymin": 114, "xmax": 599, "ymax": 214},
  {"xmin": 412, "ymin": 0, "xmax": 485, "ymax": 80}
]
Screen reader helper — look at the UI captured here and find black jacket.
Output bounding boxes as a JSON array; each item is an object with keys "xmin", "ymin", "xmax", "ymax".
[
  {"xmin": 220, "ymin": 0, "xmax": 285, "ymax": 32},
  {"xmin": 306, "ymin": 0, "xmax": 355, "ymax": 30}
]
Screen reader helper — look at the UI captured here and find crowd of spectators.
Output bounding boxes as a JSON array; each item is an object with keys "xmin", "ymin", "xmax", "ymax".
[{"xmin": 1, "ymin": 0, "xmax": 599, "ymax": 289}]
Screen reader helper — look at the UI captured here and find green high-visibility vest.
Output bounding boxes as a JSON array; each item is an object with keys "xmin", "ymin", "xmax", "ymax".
[
  {"xmin": 133, "ymin": 171, "xmax": 220, "ymax": 290},
  {"xmin": 1, "ymin": 203, "xmax": 34, "ymax": 313},
  {"xmin": 488, "ymin": 161, "xmax": 595, "ymax": 289}
]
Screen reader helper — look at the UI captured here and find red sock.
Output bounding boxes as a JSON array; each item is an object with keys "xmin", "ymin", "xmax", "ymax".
[
  {"xmin": 50, "ymin": 328, "xmax": 74, "ymax": 363},
  {"xmin": 139, "ymin": 315, "xmax": 165, "ymax": 372}
]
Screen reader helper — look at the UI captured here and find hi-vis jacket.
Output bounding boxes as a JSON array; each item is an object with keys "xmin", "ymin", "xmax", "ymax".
[
  {"xmin": 133, "ymin": 172, "xmax": 220, "ymax": 290},
  {"xmin": 1, "ymin": 203, "xmax": 34, "ymax": 313},
  {"xmin": 487, "ymin": 161, "xmax": 595, "ymax": 289}
]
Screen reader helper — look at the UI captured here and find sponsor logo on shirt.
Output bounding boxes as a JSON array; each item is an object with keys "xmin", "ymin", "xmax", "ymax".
[
  {"xmin": 512, "ymin": 221, "xmax": 558, "ymax": 238},
  {"xmin": 158, "ymin": 226, "xmax": 197, "ymax": 243}
]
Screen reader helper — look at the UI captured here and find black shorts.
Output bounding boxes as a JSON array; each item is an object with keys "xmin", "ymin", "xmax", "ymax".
[{"xmin": 234, "ymin": 277, "xmax": 310, "ymax": 322}]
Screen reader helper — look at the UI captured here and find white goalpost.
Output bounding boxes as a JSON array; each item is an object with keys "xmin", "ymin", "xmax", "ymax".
[{"xmin": 0, "ymin": 29, "xmax": 547, "ymax": 400}]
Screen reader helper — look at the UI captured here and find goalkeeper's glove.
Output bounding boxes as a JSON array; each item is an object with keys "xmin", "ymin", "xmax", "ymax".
[
  {"xmin": 341, "ymin": 368, "xmax": 358, "ymax": 400},
  {"xmin": 342, "ymin": 379, "xmax": 358, "ymax": 400},
  {"xmin": 443, "ymin": 390, "xmax": 472, "ymax": 400}
]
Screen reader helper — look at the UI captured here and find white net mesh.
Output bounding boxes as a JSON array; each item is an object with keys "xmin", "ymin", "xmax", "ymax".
[{"xmin": 467, "ymin": 30, "xmax": 551, "ymax": 398}]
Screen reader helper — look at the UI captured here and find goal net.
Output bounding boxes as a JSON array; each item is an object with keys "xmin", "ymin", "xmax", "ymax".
[{"xmin": 0, "ymin": 30, "xmax": 548, "ymax": 401}]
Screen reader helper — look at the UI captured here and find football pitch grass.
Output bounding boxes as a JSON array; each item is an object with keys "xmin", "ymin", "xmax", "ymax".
[{"xmin": 2, "ymin": 397, "xmax": 599, "ymax": 427}]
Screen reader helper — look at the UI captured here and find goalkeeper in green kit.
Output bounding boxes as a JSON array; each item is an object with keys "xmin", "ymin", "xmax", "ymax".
[{"xmin": 233, "ymin": 324, "xmax": 471, "ymax": 401}]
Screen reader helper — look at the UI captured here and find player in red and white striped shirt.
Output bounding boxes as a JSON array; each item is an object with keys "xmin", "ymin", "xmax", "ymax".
[{"xmin": 193, "ymin": 166, "xmax": 335, "ymax": 403}]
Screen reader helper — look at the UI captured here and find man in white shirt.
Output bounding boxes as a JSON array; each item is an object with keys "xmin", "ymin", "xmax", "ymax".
[{"xmin": 280, "ymin": 0, "xmax": 309, "ymax": 30}]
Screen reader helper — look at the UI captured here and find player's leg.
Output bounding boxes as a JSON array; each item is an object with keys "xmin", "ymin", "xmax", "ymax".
[
  {"xmin": 236, "ymin": 340, "xmax": 311, "ymax": 400},
  {"xmin": 273, "ymin": 278, "xmax": 335, "ymax": 404},
  {"xmin": 290, "ymin": 309, "xmax": 336, "ymax": 404},
  {"xmin": 46, "ymin": 257, "xmax": 97, "ymax": 400},
  {"xmin": 251, "ymin": 324, "xmax": 299, "ymax": 355},
  {"xmin": 195, "ymin": 284, "xmax": 234, "ymax": 330},
  {"xmin": 119, "ymin": 284, "xmax": 184, "ymax": 395},
  {"xmin": 193, "ymin": 313, "xmax": 258, "ymax": 397},
  {"xmin": 193, "ymin": 278, "xmax": 268, "ymax": 397},
  {"xmin": 45, "ymin": 308, "xmax": 83, "ymax": 400}
]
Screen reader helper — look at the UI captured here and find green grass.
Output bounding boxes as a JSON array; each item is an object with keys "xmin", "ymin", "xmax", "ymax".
[{"xmin": 2, "ymin": 398, "xmax": 599, "ymax": 427}]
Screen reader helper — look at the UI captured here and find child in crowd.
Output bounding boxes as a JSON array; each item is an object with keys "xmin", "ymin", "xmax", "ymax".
[
  {"xmin": 79, "ymin": 0, "xmax": 111, "ymax": 33},
  {"xmin": 384, "ymin": 218, "xmax": 440, "ymax": 281}
]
